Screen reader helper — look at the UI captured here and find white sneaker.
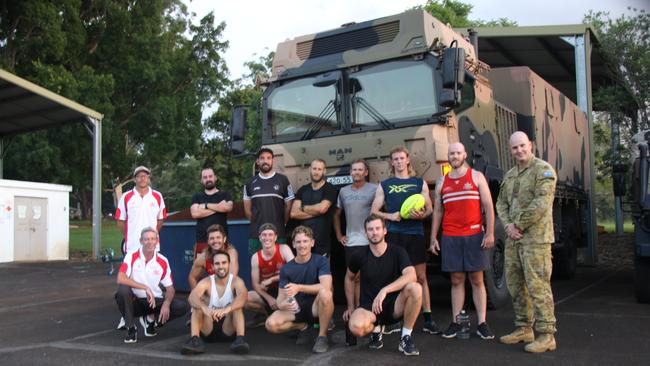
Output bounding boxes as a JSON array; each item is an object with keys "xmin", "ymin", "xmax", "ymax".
[{"xmin": 116, "ymin": 317, "xmax": 126, "ymax": 330}]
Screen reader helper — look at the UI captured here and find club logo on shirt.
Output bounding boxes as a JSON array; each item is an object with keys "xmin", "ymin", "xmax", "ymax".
[
  {"xmin": 274, "ymin": 184, "xmax": 279, "ymax": 191},
  {"xmin": 152, "ymin": 268, "xmax": 162, "ymax": 276},
  {"xmin": 388, "ymin": 184, "xmax": 417, "ymax": 194},
  {"xmin": 442, "ymin": 186, "xmax": 453, "ymax": 193},
  {"xmin": 463, "ymin": 183, "xmax": 473, "ymax": 190}
]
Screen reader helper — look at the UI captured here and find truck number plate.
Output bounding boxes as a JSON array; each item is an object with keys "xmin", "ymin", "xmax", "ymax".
[{"xmin": 326, "ymin": 175, "xmax": 353, "ymax": 186}]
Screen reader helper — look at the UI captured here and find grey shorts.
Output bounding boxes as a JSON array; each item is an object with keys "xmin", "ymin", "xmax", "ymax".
[{"xmin": 441, "ymin": 233, "xmax": 490, "ymax": 272}]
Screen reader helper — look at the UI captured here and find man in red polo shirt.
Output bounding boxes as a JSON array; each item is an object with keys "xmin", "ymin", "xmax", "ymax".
[
  {"xmin": 115, "ymin": 227, "xmax": 189, "ymax": 343},
  {"xmin": 115, "ymin": 166, "xmax": 167, "ymax": 255}
]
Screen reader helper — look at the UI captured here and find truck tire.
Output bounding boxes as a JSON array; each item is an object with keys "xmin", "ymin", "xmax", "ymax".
[
  {"xmin": 485, "ymin": 219, "xmax": 510, "ymax": 309},
  {"xmin": 553, "ymin": 218, "xmax": 578, "ymax": 280},
  {"xmin": 635, "ymin": 255, "xmax": 650, "ymax": 303}
]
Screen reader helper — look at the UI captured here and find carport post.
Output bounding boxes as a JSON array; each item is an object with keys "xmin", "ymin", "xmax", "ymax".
[{"xmin": 89, "ymin": 117, "xmax": 102, "ymax": 259}]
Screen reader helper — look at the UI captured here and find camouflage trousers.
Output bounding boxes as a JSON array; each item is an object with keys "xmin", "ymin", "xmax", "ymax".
[{"xmin": 505, "ymin": 241, "xmax": 556, "ymax": 334}]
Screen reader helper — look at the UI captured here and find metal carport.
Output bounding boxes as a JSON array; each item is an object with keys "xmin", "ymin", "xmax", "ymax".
[{"xmin": 0, "ymin": 69, "xmax": 103, "ymax": 258}]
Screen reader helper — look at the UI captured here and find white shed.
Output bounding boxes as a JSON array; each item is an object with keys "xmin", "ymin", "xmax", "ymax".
[{"xmin": 0, "ymin": 179, "xmax": 72, "ymax": 262}]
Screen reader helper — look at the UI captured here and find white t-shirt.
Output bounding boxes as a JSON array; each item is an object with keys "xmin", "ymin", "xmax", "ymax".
[
  {"xmin": 119, "ymin": 249, "xmax": 173, "ymax": 298},
  {"xmin": 116, "ymin": 187, "xmax": 167, "ymax": 253}
]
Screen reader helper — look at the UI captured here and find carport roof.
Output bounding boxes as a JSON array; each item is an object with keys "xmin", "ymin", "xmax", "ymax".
[
  {"xmin": 456, "ymin": 24, "xmax": 626, "ymax": 111},
  {"xmin": 0, "ymin": 69, "xmax": 103, "ymax": 137}
]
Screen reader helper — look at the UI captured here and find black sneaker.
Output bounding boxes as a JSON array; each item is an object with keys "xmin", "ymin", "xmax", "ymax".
[
  {"xmin": 230, "ymin": 336, "xmax": 250, "ymax": 354},
  {"xmin": 312, "ymin": 335, "xmax": 329, "ymax": 353},
  {"xmin": 476, "ymin": 322, "xmax": 495, "ymax": 340},
  {"xmin": 398, "ymin": 334, "xmax": 419, "ymax": 356},
  {"xmin": 441, "ymin": 322, "xmax": 462, "ymax": 339},
  {"xmin": 124, "ymin": 326, "xmax": 137, "ymax": 343},
  {"xmin": 181, "ymin": 335, "xmax": 205, "ymax": 355},
  {"xmin": 296, "ymin": 325, "xmax": 314, "ymax": 345},
  {"xmin": 140, "ymin": 316, "xmax": 157, "ymax": 337},
  {"xmin": 422, "ymin": 320, "xmax": 440, "ymax": 334},
  {"xmin": 383, "ymin": 321, "xmax": 402, "ymax": 335},
  {"xmin": 368, "ymin": 332, "xmax": 383, "ymax": 349}
]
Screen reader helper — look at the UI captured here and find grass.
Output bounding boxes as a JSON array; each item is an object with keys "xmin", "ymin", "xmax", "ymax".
[
  {"xmin": 598, "ymin": 221, "xmax": 634, "ymax": 234},
  {"xmin": 69, "ymin": 219, "xmax": 122, "ymax": 256}
]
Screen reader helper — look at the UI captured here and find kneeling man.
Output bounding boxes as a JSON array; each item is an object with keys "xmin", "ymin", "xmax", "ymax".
[
  {"xmin": 181, "ymin": 250, "xmax": 250, "ymax": 355},
  {"xmin": 265, "ymin": 226, "xmax": 334, "ymax": 353},
  {"xmin": 344, "ymin": 214, "xmax": 422, "ymax": 356}
]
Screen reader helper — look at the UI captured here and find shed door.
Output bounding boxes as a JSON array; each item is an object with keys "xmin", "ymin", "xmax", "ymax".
[{"xmin": 14, "ymin": 197, "xmax": 48, "ymax": 261}]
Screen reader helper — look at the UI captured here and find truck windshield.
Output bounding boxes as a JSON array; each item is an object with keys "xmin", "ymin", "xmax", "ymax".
[
  {"xmin": 267, "ymin": 76, "xmax": 339, "ymax": 139},
  {"xmin": 350, "ymin": 60, "xmax": 437, "ymax": 128}
]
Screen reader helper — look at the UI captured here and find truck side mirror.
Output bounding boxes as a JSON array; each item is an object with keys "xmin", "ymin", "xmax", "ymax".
[
  {"xmin": 439, "ymin": 89, "xmax": 460, "ymax": 108},
  {"xmin": 231, "ymin": 106, "xmax": 247, "ymax": 155},
  {"xmin": 442, "ymin": 47, "xmax": 466, "ymax": 89},
  {"xmin": 639, "ymin": 144, "xmax": 648, "ymax": 204}
]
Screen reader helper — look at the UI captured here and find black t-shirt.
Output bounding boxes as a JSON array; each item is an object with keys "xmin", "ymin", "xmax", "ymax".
[
  {"xmin": 295, "ymin": 182, "xmax": 338, "ymax": 254},
  {"xmin": 192, "ymin": 190, "xmax": 232, "ymax": 242},
  {"xmin": 279, "ymin": 254, "xmax": 331, "ymax": 303},
  {"xmin": 348, "ymin": 244, "xmax": 412, "ymax": 308},
  {"xmin": 244, "ymin": 172, "xmax": 294, "ymax": 239}
]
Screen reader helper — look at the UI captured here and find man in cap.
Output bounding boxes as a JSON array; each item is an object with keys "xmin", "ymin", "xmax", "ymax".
[{"xmin": 115, "ymin": 166, "xmax": 167, "ymax": 255}]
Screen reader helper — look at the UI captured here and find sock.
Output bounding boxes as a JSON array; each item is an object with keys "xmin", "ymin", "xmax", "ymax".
[
  {"xmin": 423, "ymin": 311, "xmax": 432, "ymax": 322},
  {"xmin": 372, "ymin": 325, "xmax": 381, "ymax": 333},
  {"xmin": 401, "ymin": 327, "xmax": 412, "ymax": 338}
]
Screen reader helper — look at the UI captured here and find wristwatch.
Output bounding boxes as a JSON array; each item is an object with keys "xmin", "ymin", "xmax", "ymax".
[{"xmin": 204, "ymin": 203, "xmax": 208, "ymax": 209}]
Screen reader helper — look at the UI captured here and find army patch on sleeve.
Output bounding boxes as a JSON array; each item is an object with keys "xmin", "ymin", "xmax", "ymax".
[{"xmin": 543, "ymin": 170, "xmax": 554, "ymax": 177}]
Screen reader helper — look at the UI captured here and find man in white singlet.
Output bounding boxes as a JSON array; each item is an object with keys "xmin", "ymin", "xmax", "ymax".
[{"xmin": 181, "ymin": 251, "xmax": 250, "ymax": 355}]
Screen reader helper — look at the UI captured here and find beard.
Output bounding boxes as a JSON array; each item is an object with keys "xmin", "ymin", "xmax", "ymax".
[
  {"xmin": 368, "ymin": 235, "xmax": 383, "ymax": 245},
  {"xmin": 216, "ymin": 269, "xmax": 228, "ymax": 279},
  {"xmin": 203, "ymin": 181, "xmax": 216, "ymax": 190},
  {"xmin": 310, "ymin": 174, "xmax": 324, "ymax": 183},
  {"xmin": 259, "ymin": 163, "xmax": 272, "ymax": 173},
  {"xmin": 451, "ymin": 158, "xmax": 465, "ymax": 169}
]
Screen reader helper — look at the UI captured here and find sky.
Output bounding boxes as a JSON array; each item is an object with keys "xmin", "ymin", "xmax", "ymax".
[{"xmin": 186, "ymin": 0, "xmax": 649, "ymax": 82}]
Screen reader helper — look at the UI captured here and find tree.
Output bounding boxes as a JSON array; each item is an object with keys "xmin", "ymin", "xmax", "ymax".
[
  {"xmin": 418, "ymin": 0, "xmax": 518, "ymax": 28},
  {"xmin": 0, "ymin": 1, "xmax": 230, "ymax": 216}
]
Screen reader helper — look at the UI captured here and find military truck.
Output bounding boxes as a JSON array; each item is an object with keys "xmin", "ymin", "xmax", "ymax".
[
  {"xmin": 630, "ymin": 130, "xmax": 650, "ymax": 303},
  {"xmin": 231, "ymin": 9, "xmax": 593, "ymax": 307}
]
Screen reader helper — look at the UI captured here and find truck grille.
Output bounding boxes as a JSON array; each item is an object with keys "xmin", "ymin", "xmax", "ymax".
[
  {"xmin": 495, "ymin": 102, "xmax": 517, "ymax": 172},
  {"xmin": 296, "ymin": 21, "xmax": 400, "ymax": 60}
]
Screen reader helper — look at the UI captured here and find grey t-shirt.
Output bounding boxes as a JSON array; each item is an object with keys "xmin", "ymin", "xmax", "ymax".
[{"xmin": 337, "ymin": 182, "xmax": 377, "ymax": 247}]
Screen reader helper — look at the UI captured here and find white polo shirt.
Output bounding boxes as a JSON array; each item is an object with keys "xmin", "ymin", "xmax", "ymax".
[
  {"xmin": 115, "ymin": 187, "xmax": 167, "ymax": 253},
  {"xmin": 119, "ymin": 249, "xmax": 173, "ymax": 298}
]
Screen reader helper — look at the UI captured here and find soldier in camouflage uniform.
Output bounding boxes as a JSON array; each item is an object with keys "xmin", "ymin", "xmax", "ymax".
[{"xmin": 495, "ymin": 131, "xmax": 557, "ymax": 353}]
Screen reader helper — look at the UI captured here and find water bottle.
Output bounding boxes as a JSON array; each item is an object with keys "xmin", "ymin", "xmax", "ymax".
[
  {"xmin": 456, "ymin": 310, "xmax": 470, "ymax": 339},
  {"xmin": 287, "ymin": 296, "xmax": 300, "ymax": 314}
]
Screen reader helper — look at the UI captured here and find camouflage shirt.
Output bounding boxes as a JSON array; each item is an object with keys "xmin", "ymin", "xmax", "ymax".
[{"xmin": 496, "ymin": 157, "xmax": 556, "ymax": 244}]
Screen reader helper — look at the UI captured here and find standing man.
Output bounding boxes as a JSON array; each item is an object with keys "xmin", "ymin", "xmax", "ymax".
[
  {"xmin": 371, "ymin": 146, "xmax": 438, "ymax": 334},
  {"xmin": 291, "ymin": 159, "xmax": 338, "ymax": 256},
  {"xmin": 246, "ymin": 223, "xmax": 295, "ymax": 324},
  {"xmin": 115, "ymin": 227, "xmax": 189, "ymax": 344},
  {"xmin": 496, "ymin": 131, "xmax": 558, "ymax": 353},
  {"xmin": 344, "ymin": 214, "xmax": 423, "ymax": 356},
  {"xmin": 181, "ymin": 250, "xmax": 250, "ymax": 355},
  {"xmin": 265, "ymin": 226, "xmax": 334, "ymax": 354},
  {"xmin": 190, "ymin": 167, "xmax": 233, "ymax": 258},
  {"xmin": 334, "ymin": 159, "xmax": 377, "ymax": 307},
  {"xmin": 115, "ymin": 166, "xmax": 167, "ymax": 255},
  {"xmin": 430, "ymin": 142, "xmax": 495, "ymax": 339},
  {"xmin": 244, "ymin": 148, "xmax": 294, "ymax": 255}
]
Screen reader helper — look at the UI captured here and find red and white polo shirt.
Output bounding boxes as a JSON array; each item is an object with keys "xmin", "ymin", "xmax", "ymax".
[
  {"xmin": 115, "ymin": 187, "xmax": 167, "ymax": 253},
  {"xmin": 119, "ymin": 249, "xmax": 173, "ymax": 298}
]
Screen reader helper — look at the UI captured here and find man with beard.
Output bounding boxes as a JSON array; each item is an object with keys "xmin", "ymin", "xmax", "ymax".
[
  {"xmin": 430, "ymin": 142, "xmax": 495, "ymax": 340},
  {"xmin": 496, "ymin": 131, "xmax": 557, "ymax": 353},
  {"xmin": 191, "ymin": 168, "xmax": 233, "ymax": 258},
  {"xmin": 291, "ymin": 159, "xmax": 338, "ymax": 256},
  {"xmin": 371, "ymin": 146, "xmax": 438, "ymax": 335},
  {"xmin": 244, "ymin": 148, "xmax": 295, "ymax": 255},
  {"xmin": 245, "ymin": 223, "xmax": 294, "ymax": 326},
  {"xmin": 265, "ymin": 226, "xmax": 334, "ymax": 354},
  {"xmin": 334, "ymin": 159, "xmax": 377, "ymax": 310},
  {"xmin": 344, "ymin": 214, "xmax": 422, "ymax": 356},
  {"xmin": 181, "ymin": 250, "xmax": 250, "ymax": 355},
  {"xmin": 188, "ymin": 224, "xmax": 240, "ymax": 290},
  {"xmin": 115, "ymin": 227, "xmax": 189, "ymax": 344}
]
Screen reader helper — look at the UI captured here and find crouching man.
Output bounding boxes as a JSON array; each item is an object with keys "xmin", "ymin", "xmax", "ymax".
[
  {"xmin": 264, "ymin": 226, "xmax": 334, "ymax": 353},
  {"xmin": 115, "ymin": 227, "xmax": 189, "ymax": 343},
  {"xmin": 181, "ymin": 250, "xmax": 250, "ymax": 355},
  {"xmin": 344, "ymin": 215, "xmax": 423, "ymax": 356}
]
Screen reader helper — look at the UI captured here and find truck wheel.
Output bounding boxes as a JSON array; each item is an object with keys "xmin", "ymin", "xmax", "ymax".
[
  {"xmin": 553, "ymin": 219, "xmax": 578, "ymax": 280},
  {"xmin": 635, "ymin": 255, "xmax": 650, "ymax": 303},
  {"xmin": 486, "ymin": 219, "xmax": 510, "ymax": 309}
]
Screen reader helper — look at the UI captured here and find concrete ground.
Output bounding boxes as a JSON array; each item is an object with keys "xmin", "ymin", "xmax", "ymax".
[{"xmin": 1, "ymin": 260, "xmax": 649, "ymax": 366}]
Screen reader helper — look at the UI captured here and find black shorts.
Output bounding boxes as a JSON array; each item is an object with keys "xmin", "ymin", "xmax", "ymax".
[
  {"xmin": 201, "ymin": 320, "xmax": 235, "ymax": 342},
  {"xmin": 260, "ymin": 287, "xmax": 279, "ymax": 314},
  {"xmin": 345, "ymin": 245, "xmax": 368, "ymax": 266},
  {"xmin": 294, "ymin": 296, "xmax": 316, "ymax": 324},
  {"xmin": 386, "ymin": 232, "xmax": 426, "ymax": 265},
  {"xmin": 361, "ymin": 292, "xmax": 401, "ymax": 326},
  {"xmin": 441, "ymin": 233, "xmax": 490, "ymax": 272}
]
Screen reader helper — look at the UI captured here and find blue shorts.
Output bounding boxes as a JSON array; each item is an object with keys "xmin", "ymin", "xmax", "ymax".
[{"xmin": 441, "ymin": 233, "xmax": 490, "ymax": 272}]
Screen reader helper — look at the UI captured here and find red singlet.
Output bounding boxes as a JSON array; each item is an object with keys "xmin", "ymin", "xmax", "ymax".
[
  {"xmin": 441, "ymin": 169, "xmax": 483, "ymax": 236},
  {"xmin": 257, "ymin": 245, "xmax": 286, "ymax": 289}
]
